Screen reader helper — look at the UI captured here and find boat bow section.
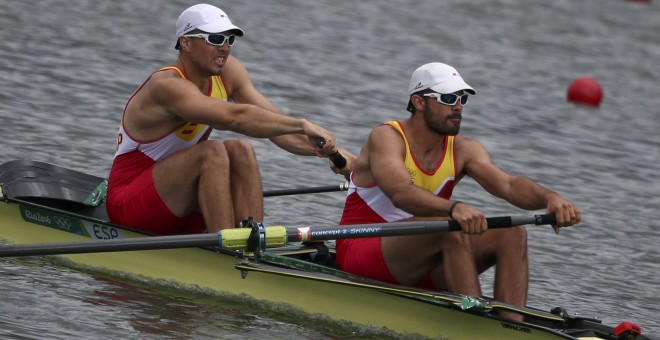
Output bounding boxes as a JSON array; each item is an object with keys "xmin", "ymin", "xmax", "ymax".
[{"xmin": 0, "ymin": 160, "xmax": 109, "ymax": 220}]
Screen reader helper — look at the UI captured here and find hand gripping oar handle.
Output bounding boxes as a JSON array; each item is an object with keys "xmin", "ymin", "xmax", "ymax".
[
  {"xmin": 316, "ymin": 138, "xmax": 347, "ymax": 169},
  {"xmin": 445, "ymin": 213, "xmax": 558, "ymax": 232}
]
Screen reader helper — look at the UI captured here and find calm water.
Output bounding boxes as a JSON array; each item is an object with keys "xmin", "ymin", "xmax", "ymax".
[{"xmin": 1, "ymin": 0, "xmax": 659, "ymax": 338}]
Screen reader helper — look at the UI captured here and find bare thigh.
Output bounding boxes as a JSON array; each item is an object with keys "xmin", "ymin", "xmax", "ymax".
[
  {"xmin": 381, "ymin": 231, "xmax": 464, "ymax": 286},
  {"xmin": 221, "ymin": 139, "xmax": 264, "ymax": 223},
  {"xmin": 153, "ymin": 141, "xmax": 230, "ymax": 217},
  {"xmin": 383, "ymin": 226, "xmax": 528, "ymax": 287},
  {"xmin": 223, "ymin": 139, "xmax": 259, "ymax": 172},
  {"xmin": 469, "ymin": 226, "xmax": 527, "ymax": 272}
]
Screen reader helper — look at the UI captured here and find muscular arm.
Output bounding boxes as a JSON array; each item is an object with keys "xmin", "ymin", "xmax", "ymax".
[
  {"xmin": 460, "ymin": 137, "xmax": 580, "ymax": 231},
  {"xmin": 461, "ymin": 137, "xmax": 555, "ymax": 209},
  {"xmin": 154, "ymin": 77, "xmax": 324, "ymax": 138},
  {"xmin": 365, "ymin": 126, "xmax": 455, "ymax": 215},
  {"xmin": 221, "ymin": 56, "xmax": 356, "ymax": 172},
  {"xmin": 350, "ymin": 128, "xmax": 488, "ymax": 234},
  {"xmin": 222, "ymin": 57, "xmax": 315, "ymax": 153}
]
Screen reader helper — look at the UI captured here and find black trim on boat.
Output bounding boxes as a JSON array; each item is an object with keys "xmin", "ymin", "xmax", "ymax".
[{"xmin": 0, "ymin": 160, "xmax": 109, "ymax": 221}]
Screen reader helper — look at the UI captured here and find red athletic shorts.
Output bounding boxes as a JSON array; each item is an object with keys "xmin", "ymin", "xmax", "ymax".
[
  {"xmin": 336, "ymin": 238, "xmax": 436, "ymax": 290},
  {"xmin": 107, "ymin": 155, "xmax": 206, "ymax": 236}
]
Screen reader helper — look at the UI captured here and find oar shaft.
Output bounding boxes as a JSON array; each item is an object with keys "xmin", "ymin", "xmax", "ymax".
[
  {"xmin": 263, "ymin": 183, "xmax": 348, "ymax": 197},
  {"xmin": 287, "ymin": 214, "xmax": 557, "ymax": 242},
  {"xmin": 0, "ymin": 233, "xmax": 220, "ymax": 257},
  {"xmin": 0, "ymin": 214, "xmax": 556, "ymax": 257}
]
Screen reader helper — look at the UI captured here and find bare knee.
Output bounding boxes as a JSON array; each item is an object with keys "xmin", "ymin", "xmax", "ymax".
[
  {"xmin": 197, "ymin": 141, "xmax": 230, "ymax": 169},
  {"xmin": 441, "ymin": 232, "xmax": 473, "ymax": 253},
  {"xmin": 224, "ymin": 140, "xmax": 257, "ymax": 168},
  {"xmin": 508, "ymin": 226, "xmax": 528, "ymax": 249},
  {"xmin": 496, "ymin": 226, "xmax": 528, "ymax": 265}
]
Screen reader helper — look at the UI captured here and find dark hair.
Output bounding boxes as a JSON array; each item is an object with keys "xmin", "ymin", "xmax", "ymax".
[
  {"xmin": 175, "ymin": 29, "xmax": 206, "ymax": 50},
  {"xmin": 406, "ymin": 89, "xmax": 435, "ymax": 114}
]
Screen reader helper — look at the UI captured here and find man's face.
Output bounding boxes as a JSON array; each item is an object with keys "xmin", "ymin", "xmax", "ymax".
[
  {"xmin": 421, "ymin": 90, "xmax": 467, "ymax": 136},
  {"xmin": 184, "ymin": 31, "xmax": 236, "ymax": 75}
]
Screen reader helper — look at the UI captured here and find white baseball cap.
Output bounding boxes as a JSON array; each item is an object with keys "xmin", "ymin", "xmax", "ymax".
[
  {"xmin": 408, "ymin": 62, "xmax": 475, "ymax": 95},
  {"xmin": 175, "ymin": 4, "xmax": 244, "ymax": 50}
]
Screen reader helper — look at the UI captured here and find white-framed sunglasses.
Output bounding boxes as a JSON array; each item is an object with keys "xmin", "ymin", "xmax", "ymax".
[
  {"xmin": 423, "ymin": 92, "xmax": 469, "ymax": 106},
  {"xmin": 182, "ymin": 33, "xmax": 237, "ymax": 47}
]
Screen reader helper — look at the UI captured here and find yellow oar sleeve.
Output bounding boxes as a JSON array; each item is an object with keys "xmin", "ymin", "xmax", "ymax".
[{"xmin": 219, "ymin": 226, "xmax": 288, "ymax": 250}]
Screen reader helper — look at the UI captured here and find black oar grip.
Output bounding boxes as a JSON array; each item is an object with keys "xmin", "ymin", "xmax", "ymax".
[
  {"xmin": 447, "ymin": 217, "xmax": 513, "ymax": 232},
  {"xmin": 316, "ymin": 138, "xmax": 347, "ymax": 169},
  {"xmin": 449, "ymin": 216, "xmax": 515, "ymax": 231},
  {"xmin": 487, "ymin": 214, "xmax": 557, "ymax": 228},
  {"xmin": 447, "ymin": 220, "xmax": 461, "ymax": 232},
  {"xmin": 487, "ymin": 216, "xmax": 515, "ymax": 228},
  {"xmin": 447, "ymin": 213, "xmax": 557, "ymax": 232},
  {"xmin": 263, "ymin": 183, "xmax": 348, "ymax": 197},
  {"xmin": 535, "ymin": 214, "xmax": 557, "ymax": 225}
]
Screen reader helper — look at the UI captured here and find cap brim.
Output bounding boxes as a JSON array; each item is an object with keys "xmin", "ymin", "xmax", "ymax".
[
  {"xmin": 429, "ymin": 80, "xmax": 476, "ymax": 95},
  {"xmin": 197, "ymin": 22, "xmax": 244, "ymax": 36}
]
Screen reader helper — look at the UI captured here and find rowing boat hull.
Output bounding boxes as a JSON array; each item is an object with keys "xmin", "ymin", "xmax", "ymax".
[
  {"xmin": 0, "ymin": 202, "xmax": 560, "ymax": 339},
  {"xmin": 0, "ymin": 160, "xmax": 651, "ymax": 339}
]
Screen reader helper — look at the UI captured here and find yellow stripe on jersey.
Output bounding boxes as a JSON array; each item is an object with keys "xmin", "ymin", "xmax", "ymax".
[
  {"xmin": 210, "ymin": 75, "xmax": 228, "ymax": 100},
  {"xmin": 385, "ymin": 121, "xmax": 456, "ymax": 197},
  {"xmin": 158, "ymin": 67, "xmax": 228, "ymax": 142}
]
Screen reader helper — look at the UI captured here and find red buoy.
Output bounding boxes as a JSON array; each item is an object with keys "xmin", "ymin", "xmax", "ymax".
[{"xmin": 567, "ymin": 77, "xmax": 603, "ymax": 108}]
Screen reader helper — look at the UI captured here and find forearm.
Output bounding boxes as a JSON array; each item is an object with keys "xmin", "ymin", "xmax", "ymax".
[
  {"xmin": 269, "ymin": 134, "xmax": 317, "ymax": 155},
  {"xmin": 390, "ymin": 186, "xmax": 455, "ymax": 217},
  {"xmin": 243, "ymin": 96, "xmax": 316, "ymax": 154},
  {"xmin": 506, "ymin": 176, "xmax": 557, "ymax": 210},
  {"xmin": 214, "ymin": 104, "xmax": 307, "ymax": 138}
]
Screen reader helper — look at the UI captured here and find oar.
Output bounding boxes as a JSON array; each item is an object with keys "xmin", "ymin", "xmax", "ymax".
[
  {"xmin": 0, "ymin": 214, "xmax": 556, "ymax": 257},
  {"xmin": 315, "ymin": 138, "xmax": 347, "ymax": 169},
  {"xmin": 263, "ymin": 182, "xmax": 349, "ymax": 197}
]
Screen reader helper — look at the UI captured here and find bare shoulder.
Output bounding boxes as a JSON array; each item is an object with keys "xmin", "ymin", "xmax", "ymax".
[
  {"xmin": 366, "ymin": 123, "xmax": 406, "ymax": 158},
  {"xmin": 370, "ymin": 123, "xmax": 400, "ymax": 140},
  {"xmin": 128, "ymin": 69, "xmax": 209, "ymax": 128},
  {"xmin": 220, "ymin": 55, "xmax": 251, "ymax": 95},
  {"xmin": 143, "ymin": 72, "xmax": 202, "ymax": 110},
  {"xmin": 454, "ymin": 134, "xmax": 487, "ymax": 155},
  {"xmin": 147, "ymin": 69, "xmax": 195, "ymax": 94},
  {"xmin": 123, "ymin": 69, "xmax": 198, "ymax": 139},
  {"xmin": 353, "ymin": 124, "xmax": 405, "ymax": 186},
  {"xmin": 453, "ymin": 134, "xmax": 493, "ymax": 174},
  {"xmin": 224, "ymin": 54, "xmax": 247, "ymax": 74}
]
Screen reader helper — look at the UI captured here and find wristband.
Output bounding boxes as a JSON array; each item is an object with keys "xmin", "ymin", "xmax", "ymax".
[{"xmin": 448, "ymin": 201, "xmax": 462, "ymax": 219}]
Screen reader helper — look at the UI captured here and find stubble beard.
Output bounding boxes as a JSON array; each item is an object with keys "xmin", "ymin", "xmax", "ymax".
[{"xmin": 423, "ymin": 106, "xmax": 460, "ymax": 136}]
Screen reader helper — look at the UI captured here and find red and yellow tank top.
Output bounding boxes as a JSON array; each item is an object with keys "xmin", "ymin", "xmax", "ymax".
[
  {"xmin": 114, "ymin": 66, "xmax": 228, "ymax": 160},
  {"xmin": 340, "ymin": 120, "xmax": 457, "ymax": 224},
  {"xmin": 109, "ymin": 66, "xmax": 228, "ymax": 187}
]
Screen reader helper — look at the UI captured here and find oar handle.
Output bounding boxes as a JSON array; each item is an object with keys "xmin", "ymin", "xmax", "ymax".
[
  {"xmin": 505, "ymin": 214, "xmax": 556, "ymax": 227},
  {"xmin": 316, "ymin": 138, "xmax": 347, "ymax": 169},
  {"xmin": 264, "ymin": 183, "xmax": 349, "ymax": 197},
  {"xmin": 446, "ymin": 214, "xmax": 557, "ymax": 231}
]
